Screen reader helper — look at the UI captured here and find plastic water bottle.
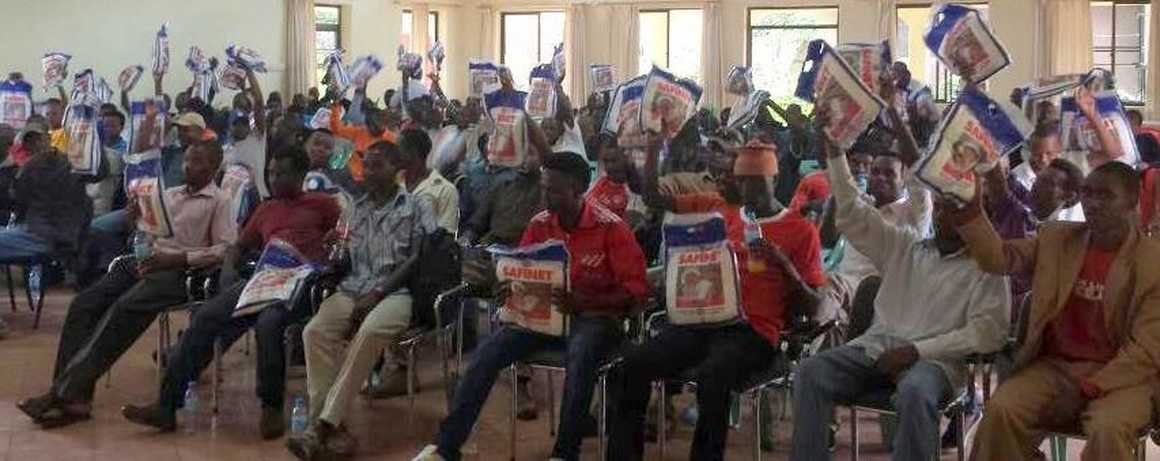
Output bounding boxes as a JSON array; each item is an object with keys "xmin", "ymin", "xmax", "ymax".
[
  {"xmin": 182, "ymin": 382, "xmax": 199, "ymax": 434},
  {"xmin": 743, "ymin": 210, "xmax": 766, "ymax": 273},
  {"xmin": 133, "ymin": 231, "xmax": 153, "ymax": 260},
  {"xmin": 290, "ymin": 396, "xmax": 308, "ymax": 436},
  {"xmin": 855, "ymin": 174, "xmax": 869, "ymax": 192},
  {"xmin": 26, "ymin": 265, "xmax": 41, "ymax": 306}
]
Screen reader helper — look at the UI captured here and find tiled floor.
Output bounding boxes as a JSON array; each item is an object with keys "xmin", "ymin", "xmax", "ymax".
[{"xmin": 0, "ymin": 288, "xmax": 1153, "ymax": 460}]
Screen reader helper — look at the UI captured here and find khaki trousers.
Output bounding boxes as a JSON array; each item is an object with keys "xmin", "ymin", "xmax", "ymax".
[
  {"xmin": 303, "ymin": 291, "xmax": 412, "ymax": 425},
  {"xmin": 971, "ymin": 359, "xmax": 1154, "ymax": 461}
]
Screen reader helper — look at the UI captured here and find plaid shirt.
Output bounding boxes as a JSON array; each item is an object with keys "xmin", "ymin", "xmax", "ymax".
[{"xmin": 339, "ymin": 188, "xmax": 435, "ymax": 295}]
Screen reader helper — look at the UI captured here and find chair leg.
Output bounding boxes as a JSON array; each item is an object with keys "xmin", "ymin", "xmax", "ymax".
[
  {"xmin": 658, "ymin": 382, "xmax": 667, "ymax": 460},
  {"xmin": 5, "ymin": 266, "xmax": 14, "ymax": 312},
  {"xmin": 32, "ymin": 276, "xmax": 45, "ymax": 329},
  {"xmin": 850, "ymin": 408, "xmax": 859, "ymax": 461},
  {"xmin": 598, "ymin": 374, "xmax": 607, "ymax": 461},
  {"xmin": 753, "ymin": 390, "xmax": 763, "ymax": 461},
  {"xmin": 22, "ymin": 265, "xmax": 35, "ymax": 312},
  {"xmin": 510, "ymin": 365, "xmax": 518, "ymax": 461},
  {"xmin": 407, "ymin": 343, "xmax": 418, "ymax": 427},
  {"xmin": 156, "ymin": 312, "xmax": 168, "ymax": 386},
  {"xmin": 547, "ymin": 370, "xmax": 556, "ymax": 436},
  {"xmin": 212, "ymin": 340, "xmax": 222, "ymax": 414},
  {"xmin": 956, "ymin": 408, "xmax": 966, "ymax": 461}
]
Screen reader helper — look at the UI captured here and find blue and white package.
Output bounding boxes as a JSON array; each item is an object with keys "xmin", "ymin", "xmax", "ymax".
[
  {"xmin": 63, "ymin": 104, "xmax": 103, "ymax": 176},
  {"xmin": 152, "ymin": 24, "xmax": 170, "ymax": 76},
  {"xmin": 123, "ymin": 149, "xmax": 174, "ymax": 237},
  {"xmin": 323, "ymin": 50, "xmax": 351, "ymax": 94},
  {"xmin": 397, "ymin": 51, "xmax": 423, "ymax": 80},
  {"xmin": 128, "ymin": 98, "xmax": 168, "ymax": 153},
  {"xmin": 601, "ymin": 75, "xmax": 647, "ymax": 147},
  {"xmin": 588, "ymin": 64, "xmax": 616, "ymax": 94},
  {"xmin": 349, "ymin": 55, "xmax": 384, "ymax": 88},
  {"xmin": 916, "ymin": 86, "xmax": 1030, "ymax": 204},
  {"xmin": 525, "ymin": 65, "xmax": 557, "ymax": 119},
  {"xmin": 551, "ymin": 43, "xmax": 566, "ymax": 81},
  {"xmin": 0, "ymin": 79, "xmax": 33, "ymax": 129},
  {"xmin": 726, "ymin": 65, "xmax": 753, "ymax": 96},
  {"xmin": 218, "ymin": 62, "xmax": 247, "ymax": 91},
  {"xmin": 468, "ymin": 60, "xmax": 500, "ymax": 98},
  {"xmin": 428, "ymin": 42, "xmax": 446, "ymax": 73},
  {"xmin": 94, "ymin": 78, "xmax": 114, "ymax": 104},
  {"xmin": 724, "ymin": 66, "xmax": 768, "ymax": 131},
  {"xmin": 491, "ymin": 240, "xmax": 571, "ymax": 337},
  {"xmin": 924, "ymin": 3, "xmax": 1009, "ymax": 84},
  {"xmin": 118, "ymin": 65, "xmax": 144, "ymax": 92},
  {"xmin": 185, "ymin": 46, "xmax": 210, "ymax": 73},
  {"xmin": 796, "ymin": 40, "xmax": 886, "ymax": 149},
  {"xmin": 42, "ymin": 52, "xmax": 70, "ymax": 88},
  {"xmin": 225, "ymin": 44, "xmax": 267, "ymax": 73},
  {"xmin": 662, "ymin": 212, "xmax": 741, "ymax": 327},
  {"xmin": 1059, "ymin": 90, "xmax": 1140, "ymax": 169},
  {"xmin": 640, "ymin": 66, "xmax": 703, "ymax": 140},
  {"xmin": 484, "ymin": 89, "xmax": 529, "ymax": 168},
  {"xmin": 234, "ymin": 239, "xmax": 319, "ymax": 317},
  {"xmin": 835, "ymin": 41, "xmax": 892, "ymax": 95}
]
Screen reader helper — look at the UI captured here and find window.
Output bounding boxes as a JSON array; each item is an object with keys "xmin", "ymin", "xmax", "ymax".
[
  {"xmin": 896, "ymin": 4, "xmax": 988, "ymax": 103},
  {"xmin": 748, "ymin": 8, "xmax": 838, "ymax": 109},
  {"xmin": 638, "ymin": 9, "xmax": 704, "ymax": 81},
  {"xmin": 1092, "ymin": 1, "xmax": 1151, "ymax": 105},
  {"xmin": 315, "ymin": 5, "xmax": 341, "ymax": 87},
  {"xmin": 401, "ymin": 10, "xmax": 440, "ymax": 48},
  {"xmin": 501, "ymin": 12, "xmax": 566, "ymax": 91}
]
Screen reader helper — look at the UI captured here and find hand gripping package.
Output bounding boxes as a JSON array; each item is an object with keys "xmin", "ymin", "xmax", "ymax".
[
  {"xmin": 662, "ymin": 212, "xmax": 741, "ymax": 327},
  {"xmin": 525, "ymin": 65, "xmax": 558, "ymax": 119},
  {"xmin": 640, "ymin": 66, "xmax": 703, "ymax": 140},
  {"xmin": 234, "ymin": 239, "xmax": 318, "ymax": 317},
  {"xmin": 551, "ymin": 43, "xmax": 566, "ymax": 82},
  {"xmin": 63, "ymin": 105, "xmax": 103, "ymax": 176},
  {"xmin": 323, "ymin": 50, "xmax": 351, "ymax": 95},
  {"xmin": 924, "ymin": 3, "xmax": 1010, "ymax": 84},
  {"xmin": 0, "ymin": 78, "xmax": 32, "ymax": 129},
  {"xmin": 834, "ymin": 41, "xmax": 892, "ymax": 95},
  {"xmin": 492, "ymin": 240, "xmax": 571, "ymax": 337},
  {"xmin": 42, "ymin": 52, "xmax": 71, "ymax": 88},
  {"xmin": 588, "ymin": 64, "xmax": 616, "ymax": 95},
  {"xmin": 428, "ymin": 42, "xmax": 446, "ymax": 73},
  {"xmin": 152, "ymin": 23, "xmax": 170, "ymax": 76},
  {"xmin": 916, "ymin": 86, "xmax": 1030, "ymax": 204},
  {"xmin": 484, "ymin": 89, "xmax": 529, "ymax": 169},
  {"xmin": 795, "ymin": 40, "xmax": 886, "ymax": 150},
  {"xmin": 128, "ymin": 99, "xmax": 168, "ymax": 153},
  {"xmin": 349, "ymin": 55, "xmax": 384, "ymax": 88},
  {"xmin": 123, "ymin": 149, "xmax": 174, "ymax": 237},
  {"xmin": 468, "ymin": 60, "xmax": 501, "ymax": 99},
  {"xmin": 218, "ymin": 63, "xmax": 247, "ymax": 91},
  {"xmin": 1059, "ymin": 90, "xmax": 1140, "ymax": 168},
  {"xmin": 397, "ymin": 51, "xmax": 423, "ymax": 80},
  {"xmin": 225, "ymin": 44, "xmax": 267, "ymax": 73},
  {"xmin": 601, "ymin": 75, "xmax": 648, "ymax": 148}
]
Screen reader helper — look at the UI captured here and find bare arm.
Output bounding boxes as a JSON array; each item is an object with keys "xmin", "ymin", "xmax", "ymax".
[
  {"xmin": 153, "ymin": 72, "xmax": 164, "ymax": 97},
  {"xmin": 525, "ymin": 112, "xmax": 551, "ymax": 159},
  {"xmin": 1076, "ymin": 87, "xmax": 1123, "ymax": 164},
  {"xmin": 56, "ymin": 85, "xmax": 68, "ymax": 106},
  {"xmin": 641, "ymin": 133, "xmax": 676, "ymax": 211},
  {"xmin": 245, "ymin": 69, "xmax": 266, "ymax": 134},
  {"xmin": 555, "ymin": 86, "xmax": 575, "ymax": 128}
]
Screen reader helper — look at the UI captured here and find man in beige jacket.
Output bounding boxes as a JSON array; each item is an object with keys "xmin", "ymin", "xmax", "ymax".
[{"xmin": 954, "ymin": 161, "xmax": 1160, "ymax": 461}]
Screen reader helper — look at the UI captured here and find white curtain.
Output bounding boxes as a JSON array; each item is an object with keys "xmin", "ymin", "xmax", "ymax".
[
  {"xmin": 566, "ymin": 4, "xmax": 589, "ymax": 99},
  {"xmin": 700, "ymin": 3, "xmax": 725, "ymax": 109},
  {"xmin": 285, "ymin": 0, "xmax": 317, "ymax": 96},
  {"xmin": 878, "ymin": 0, "xmax": 899, "ymax": 52},
  {"xmin": 478, "ymin": 5, "xmax": 496, "ymax": 62},
  {"xmin": 1149, "ymin": 0, "xmax": 1160, "ymax": 118},
  {"xmin": 1042, "ymin": 0, "xmax": 1094, "ymax": 76},
  {"xmin": 606, "ymin": 5, "xmax": 640, "ymax": 82}
]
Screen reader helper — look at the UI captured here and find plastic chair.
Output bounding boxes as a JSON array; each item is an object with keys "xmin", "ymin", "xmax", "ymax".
[{"xmin": 846, "ymin": 388, "xmax": 970, "ymax": 461}]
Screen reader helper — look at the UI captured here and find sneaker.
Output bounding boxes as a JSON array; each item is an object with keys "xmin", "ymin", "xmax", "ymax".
[
  {"xmin": 260, "ymin": 406, "xmax": 286, "ymax": 440},
  {"xmin": 516, "ymin": 381, "xmax": 538, "ymax": 421},
  {"xmin": 121, "ymin": 403, "xmax": 177, "ymax": 432},
  {"xmin": 412, "ymin": 444, "xmax": 446, "ymax": 461},
  {"xmin": 368, "ymin": 368, "xmax": 418, "ymax": 399}
]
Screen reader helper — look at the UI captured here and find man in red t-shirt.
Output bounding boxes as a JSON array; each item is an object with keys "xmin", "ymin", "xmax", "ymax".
[
  {"xmin": 612, "ymin": 133, "xmax": 824, "ymax": 460},
  {"xmin": 585, "ymin": 141, "xmax": 639, "ymax": 224},
  {"xmin": 961, "ymin": 161, "xmax": 1160, "ymax": 460},
  {"xmin": 415, "ymin": 152, "xmax": 648, "ymax": 461},
  {"xmin": 122, "ymin": 145, "xmax": 340, "ymax": 439}
]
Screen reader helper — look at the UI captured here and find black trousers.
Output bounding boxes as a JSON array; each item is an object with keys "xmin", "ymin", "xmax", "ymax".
[
  {"xmin": 608, "ymin": 323, "xmax": 778, "ymax": 461},
  {"xmin": 157, "ymin": 280, "xmax": 304, "ymax": 412},
  {"xmin": 52, "ymin": 257, "xmax": 188, "ymax": 402}
]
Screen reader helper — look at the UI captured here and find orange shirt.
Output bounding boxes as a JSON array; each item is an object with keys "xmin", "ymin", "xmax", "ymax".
[
  {"xmin": 1042, "ymin": 247, "xmax": 1119, "ymax": 365},
  {"xmin": 329, "ymin": 104, "xmax": 398, "ymax": 182}
]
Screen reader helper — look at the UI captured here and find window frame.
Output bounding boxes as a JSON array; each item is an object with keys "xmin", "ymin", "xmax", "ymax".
[
  {"xmin": 402, "ymin": 9, "xmax": 440, "ymax": 45},
  {"xmin": 314, "ymin": 4, "xmax": 343, "ymax": 86},
  {"xmin": 638, "ymin": 8, "xmax": 704, "ymax": 74},
  {"xmin": 1091, "ymin": 0, "xmax": 1150, "ymax": 106},
  {"xmin": 895, "ymin": 2, "xmax": 988, "ymax": 103},
  {"xmin": 745, "ymin": 6, "xmax": 840, "ymax": 70},
  {"xmin": 499, "ymin": 11, "xmax": 564, "ymax": 69}
]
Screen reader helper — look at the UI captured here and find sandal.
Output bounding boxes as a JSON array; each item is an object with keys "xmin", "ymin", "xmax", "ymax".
[{"xmin": 34, "ymin": 404, "xmax": 92, "ymax": 429}]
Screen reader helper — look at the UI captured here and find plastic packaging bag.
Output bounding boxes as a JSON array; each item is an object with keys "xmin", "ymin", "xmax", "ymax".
[
  {"xmin": 551, "ymin": 43, "xmax": 566, "ymax": 81},
  {"xmin": 428, "ymin": 41, "xmax": 445, "ymax": 73},
  {"xmin": 123, "ymin": 149, "xmax": 174, "ymax": 237},
  {"xmin": 0, "ymin": 79, "xmax": 32, "ymax": 129},
  {"xmin": 795, "ymin": 40, "xmax": 886, "ymax": 149},
  {"xmin": 218, "ymin": 63, "xmax": 247, "ymax": 91},
  {"xmin": 323, "ymin": 50, "xmax": 351, "ymax": 95},
  {"xmin": 64, "ymin": 105, "xmax": 103, "ymax": 175},
  {"xmin": 484, "ymin": 89, "xmax": 528, "ymax": 169},
  {"xmin": 152, "ymin": 23, "xmax": 170, "ymax": 76},
  {"xmin": 924, "ymin": 3, "xmax": 1010, "ymax": 84},
  {"xmin": 601, "ymin": 75, "xmax": 648, "ymax": 148},
  {"xmin": 397, "ymin": 51, "xmax": 423, "ymax": 79},
  {"xmin": 525, "ymin": 65, "xmax": 557, "ymax": 119},
  {"xmin": 349, "ymin": 55, "xmax": 384, "ymax": 88},
  {"xmin": 468, "ymin": 60, "xmax": 501, "ymax": 99},
  {"xmin": 225, "ymin": 44, "xmax": 267, "ymax": 72},
  {"xmin": 835, "ymin": 41, "xmax": 892, "ymax": 95},
  {"xmin": 588, "ymin": 64, "xmax": 616, "ymax": 94},
  {"xmin": 492, "ymin": 240, "xmax": 571, "ymax": 337},
  {"xmin": 185, "ymin": 46, "xmax": 210, "ymax": 73},
  {"xmin": 128, "ymin": 98, "xmax": 168, "ymax": 153},
  {"xmin": 234, "ymin": 239, "xmax": 318, "ymax": 317},
  {"xmin": 640, "ymin": 66, "xmax": 703, "ymax": 140},
  {"xmin": 662, "ymin": 212, "xmax": 742, "ymax": 327},
  {"xmin": 42, "ymin": 52, "xmax": 71, "ymax": 88},
  {"xmin": 915, "ymin": 86, "xmax": 1030, "ymax": 203},
  {"xmin": 1059, "ymin": 90, "xmax": 1140, "ymax": 168},
  {"xmin": 118, "ymin": 65, "xmax": 144, "ymax": 93}
]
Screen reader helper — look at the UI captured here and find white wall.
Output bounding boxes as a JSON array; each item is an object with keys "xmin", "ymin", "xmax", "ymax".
[{"xmin": 326, "ymin": 0, "xmax": 404, "ymax": 101}]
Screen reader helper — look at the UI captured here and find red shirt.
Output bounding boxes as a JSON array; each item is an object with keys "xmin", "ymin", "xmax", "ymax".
[
  {"xmin": 729, "ymin": 208, "xmax": 826, "ymax": 344},
  {"xmin": 1141, "ymin": 168, "xmax": 1159, "ymax": 226},
  {"xmin": 789, "ymin": 171, "xmax": 831, "ymax": 212},
  {"xmin": 520, "ymin": 203, "xmax": 649, "ymax": 314},
  {"xmin": 1042, "ymin": 247, "xmax": 1119, "ymax": 365},
  {"xmin": 239, "ymin": 192, "xmax": 342, "ymax": 263},
  {"xmin": 586, "ymin": 175, "xmax": 630, "ymax": 220},
  {"xmin": 673, "ymin": 192, "xmax": 745, "ymax": 243}
]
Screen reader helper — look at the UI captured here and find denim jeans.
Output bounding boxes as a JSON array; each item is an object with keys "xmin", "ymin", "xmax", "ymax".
[
  {"xmin": 790, "ymin": 345, "xmax": 952, "ymax": 461},
  {"xmin": 0, "ymin": 226, "xmax": 50, "ymax": 261},
  {"xmin": 434, "ymin": 315, "xmax": 622, "ymax": 461}
]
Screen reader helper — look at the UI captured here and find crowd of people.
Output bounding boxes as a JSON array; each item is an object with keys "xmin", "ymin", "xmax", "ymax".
[{"xmin": 1, "ymin": 45, "xmax": 1159, "ymax": 461}]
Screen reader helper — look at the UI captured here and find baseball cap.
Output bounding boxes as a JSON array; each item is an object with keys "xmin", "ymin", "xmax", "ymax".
[
  {"xmin": 171, "ymin": 112, "xmax": 207, "ymax": 130},
  {"xmin": 20, "ymin": 120, "xmax": 49, "ymax": 137}
]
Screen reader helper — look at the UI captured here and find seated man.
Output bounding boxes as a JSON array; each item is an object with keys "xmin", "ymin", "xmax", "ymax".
[
  {"xmin": 400, "ymin": 128, "xmax": 459, "ymax": 234},
  {"xmin": 286, "ymin": 140, "xmax": 435, "ymax": 460},
  {"xmin": 414, "ymin": 152, "xmax": 649, "ymax": 461},
  {"xmin": 17, "ymin": 139, "xmax": 234, "ymax": 428},
  {"xmin": 609, "ymin": 133, "xmax": 825, "ymax": 460},
  {"xmin": 121, "ymin": 145, "xmax": 339, "ymax": 438},
  {"xmin": 789, "ymin": 121, "xmax": 1010, "ymax": 461},
  {"xmin": 965, "ymin": 162, "xmax": 1160, "ymax": 460}
]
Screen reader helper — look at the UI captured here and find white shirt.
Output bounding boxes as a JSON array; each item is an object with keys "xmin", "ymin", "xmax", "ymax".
[
  {"xmin": 412, "ymin": 169, "xmax": 460, "ymax": 234},
  {"xmin": 551, "ymin": 119, "xmax": 587, "ymax": 159},
  {"xmin": 829, "ymin": 157, "xmax": 1010, "ymax": 389},
  {"xmin": 831, "ymin": 179, "xmax": 933, "ymax": 291},
  {"xmin": 1011, "ymin": 162, "xmax": 1086, "ymax": 222},
  {"xmin": 225, "ymin": 135, "xmax": 268, "ymax": 197}
]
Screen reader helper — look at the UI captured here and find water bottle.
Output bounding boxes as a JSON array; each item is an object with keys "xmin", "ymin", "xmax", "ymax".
[
  {"xmin": 26, "ymin": 265, "xmax": 41, "ymax": 306},
  {"xmin": 133, "ymin": 231, "xmax": 153, "ymax": 260},
  {"xmin": 728, "ymin": 393, "xmax": 742, "ymax": 427},
  {"xmin": 290, "ymin": 396, "xmax": 308, "ymax": 436},
  {"xmin": 182, "ymin": 382, "xmax": 199, "ymax": 434},
  {"xmin": 855, "ymin": 174, "xmax": 869, "ymax": 192},
  {"xmin": 743, "ymin": 210, "xmax": 766, "ymax": 273},
  {"xmin": 679, "ymin": 405, "xmax": 699, "ymax": 426}
]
